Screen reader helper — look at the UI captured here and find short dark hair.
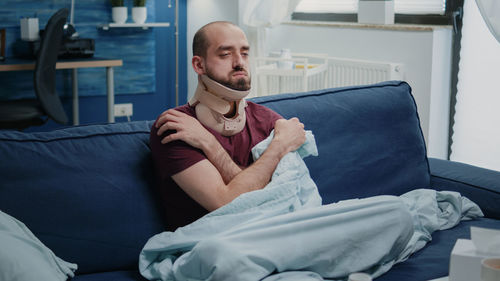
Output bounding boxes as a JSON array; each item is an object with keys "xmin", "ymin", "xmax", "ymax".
[{"xmin": 192, "ymin": 21, "xmax": 237, "ymax": 58}]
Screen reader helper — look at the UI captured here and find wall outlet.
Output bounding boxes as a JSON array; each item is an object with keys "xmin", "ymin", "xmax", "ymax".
[{"xmin": 114, "ymin": 103, "xmax": 133, "ymax": 117}]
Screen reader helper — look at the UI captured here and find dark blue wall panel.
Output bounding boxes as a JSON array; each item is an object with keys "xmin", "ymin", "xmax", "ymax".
[{"xmin": 0, "ymin": 0, "xmax": 187, "ymax": 130}]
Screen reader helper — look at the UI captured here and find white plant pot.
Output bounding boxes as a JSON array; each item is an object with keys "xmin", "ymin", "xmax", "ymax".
[
  {"xmin": 132, "ymin": 7, "xmax": 147, "ymax": 24},
  {"xmin": 112, "ymin": 7, "xmax": 127, "ymax": 24}
]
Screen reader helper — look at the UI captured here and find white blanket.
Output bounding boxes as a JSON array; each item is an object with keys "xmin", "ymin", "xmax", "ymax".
[{"xmin": 139, "ymin": 131, "xmax": 483, "ymax": 281}]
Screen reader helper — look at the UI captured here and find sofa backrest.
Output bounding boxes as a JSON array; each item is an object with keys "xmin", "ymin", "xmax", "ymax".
[
  {"xmin": 0, "ymin": 81, "xmax": 430, "ymax": 275},
  {"xmin": 251, "ymin": 81, "xmax": 430, "ymax": 204},
  {"xmin": 0, "ymin": 121, "xmax": 164, "ymax": 274}
]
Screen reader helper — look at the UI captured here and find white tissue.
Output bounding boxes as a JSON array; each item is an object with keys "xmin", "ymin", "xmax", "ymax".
[{"xmin": 471, "ymin": 226, "xmax": 500, "ymax": 255}]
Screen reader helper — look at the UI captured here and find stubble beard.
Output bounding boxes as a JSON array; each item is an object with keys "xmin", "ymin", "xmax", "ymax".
[{"xmin": 206, "ymin": 68, "xmax": 251, "ymax": 91}]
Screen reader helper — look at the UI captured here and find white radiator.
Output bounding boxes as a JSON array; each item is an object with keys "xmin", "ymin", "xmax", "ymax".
[
  {"xmin": 253, "ymin": 55, "xmax": 329, "ymax": 97},
  {"xmin": 252, "ymin": 55, "xmax": 405, "ymax": 97},
  {"xmin": 326, "ymin": 57, "xmax": 405, "ymax": 88}
]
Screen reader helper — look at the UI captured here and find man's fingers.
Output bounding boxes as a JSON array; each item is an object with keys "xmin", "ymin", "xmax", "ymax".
[
  {"xmin": 155, "ymin": 110, "xmax": 170, "ymax": 128},
  {"xmin": 157, "ymin": 123, "xmax": 170, "ymax": 136},
  {"xmin": 155, "ymin": 114, "xmax": 171, "ymax": 129},
  {"xmin": 155, "ymin": 109, "xmax": 206, "ymax": 147},
  {"xmin": 290, "ymin": 117, "xmax": 304, "ymax": 128},
  {"xmin": 155, "ymin": 109, "xmax": 186, "ymax": 128},
  {"xmin": 157, "ymin": 120, "xmax": 183, "ymax": 136},
  {"xmin": 156, "ymin": 112, "xmax": 185, "ymax": 135},
  {"xmin": 161, "ymin": 132, "xmax": 181, "ymax": 144},
  {"xmin": 165, "ymin": 109, "xmax": 190, "ymax": 119}
]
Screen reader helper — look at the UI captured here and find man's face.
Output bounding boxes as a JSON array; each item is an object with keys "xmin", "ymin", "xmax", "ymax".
[{"xmin": 202, "ymin": 24, "xmax": 251, "ymax": 91}]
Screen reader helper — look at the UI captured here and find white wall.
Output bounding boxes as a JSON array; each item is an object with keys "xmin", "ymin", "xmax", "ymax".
[
  {"xmin": 451, "ymin": 0, "xmax": 500, "ymax": 171},
  {"xmin": 262, "ymin": 23, "xmax": 452, "ymax": 158},
  {"xmin": 186, "ymin": 0, "xmax": 239, "ymax": 100},
  {"xmin": 429, "ymin": 28, "xmax": 453, "ymax": 159}
]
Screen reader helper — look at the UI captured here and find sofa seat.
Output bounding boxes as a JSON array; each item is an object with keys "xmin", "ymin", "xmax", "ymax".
[
  {"xmin": 376, "ymin": 218, "xmax": 500, "ymax": 280},
  {"xmin": 72, "ymin": 270, "xmax": 146, "ymax": 281}
]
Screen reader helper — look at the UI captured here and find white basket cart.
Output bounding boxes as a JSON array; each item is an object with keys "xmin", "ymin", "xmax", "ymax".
[{"xmin": 253, "ymin": 53, "xmax": 328, "ymax": 97}]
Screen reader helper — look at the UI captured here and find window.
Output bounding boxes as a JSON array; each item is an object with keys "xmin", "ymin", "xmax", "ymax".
[
  {"xmin": 295, "ymin": 0, "xmax": 446, "ymax": 15},
  {"xmin": 293, "ymin": 0, "xmax": 461, "ymax": 25}
]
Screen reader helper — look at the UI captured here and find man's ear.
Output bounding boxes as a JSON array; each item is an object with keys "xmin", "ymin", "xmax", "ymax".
[{"xmin": 192, "ymin": 56, "xmax": 206, "ymax": 75}]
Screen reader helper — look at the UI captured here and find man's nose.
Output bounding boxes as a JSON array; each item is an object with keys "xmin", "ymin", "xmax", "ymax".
[{"xmin": 233, "ymin": 53, "xmax": 245, "ymax": 69}]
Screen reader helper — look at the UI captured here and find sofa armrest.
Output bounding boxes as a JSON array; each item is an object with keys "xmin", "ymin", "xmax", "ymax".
[{"xmin": 429, "ymin": 157, "xmax": 500, "ymax": 219}]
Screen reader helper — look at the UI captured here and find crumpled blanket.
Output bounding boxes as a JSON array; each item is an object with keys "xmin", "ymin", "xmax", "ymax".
[
  {"xmin": 0, "ymin": 210, "xmax": 78, "ymax": 281},
  {"xmin": 139, "ymin": 131, "xmax": 483, "ymax": 281}
]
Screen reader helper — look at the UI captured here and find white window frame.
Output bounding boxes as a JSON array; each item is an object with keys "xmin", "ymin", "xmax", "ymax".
[{"xmin": 295, "ymin": 0, "xmax": 447, "ymax": 15}]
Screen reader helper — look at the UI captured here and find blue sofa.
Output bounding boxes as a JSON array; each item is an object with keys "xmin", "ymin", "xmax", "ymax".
[{"xmin": 0, "ymin": 81, "xmax": 498, "ymax": 281}]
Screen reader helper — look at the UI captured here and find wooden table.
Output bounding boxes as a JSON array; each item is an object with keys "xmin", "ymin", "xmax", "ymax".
[{"xmin": 0, "ymin": 57, "xmax": 123, "ymax": 125}]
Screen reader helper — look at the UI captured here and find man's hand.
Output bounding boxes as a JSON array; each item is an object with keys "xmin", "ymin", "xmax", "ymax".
[
  {"xmin": 156, "ymin": 108, "xmax": 242, "ymax": 184},
  {"xmin": 156, "ymin": 109, "xmax": 215, "ymax": 150},
  {"xmin": 272, "ymin": 118, "xmax": 306, "ymax": 157}
]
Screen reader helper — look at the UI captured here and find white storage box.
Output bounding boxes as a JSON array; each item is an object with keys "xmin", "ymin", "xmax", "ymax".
[
  {"xmin": 449, "ymin": 239, "xmax": 498, "ymax": 281},
  {"xmin": 358, "ymin": 0, "xmax": 395, "ymax": 25},
  {"xmin": 20, "ymin": 17, "xmax": 39, "ymax": 41}
]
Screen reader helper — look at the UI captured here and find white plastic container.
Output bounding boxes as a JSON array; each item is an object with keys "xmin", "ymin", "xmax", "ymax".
[{"xmin": 278, "ymin": 49, "xmax": 294, "ymax": 69}]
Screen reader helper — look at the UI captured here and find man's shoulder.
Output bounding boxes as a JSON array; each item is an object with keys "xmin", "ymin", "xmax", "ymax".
[
  {"xmin": 151, "ymin": 104, "xmax": 195, "ymax": 128},
  {"xmin": 149, "ymin": 103, "xmax": 205, "ymax": 175},
  {"xmin": 245, "ymin": 100, "xmax": 280, "ymax": 115},
  {"xmin": 245, "ymin": 101, "xmax": 282, "ymax": 120},
  {"xmin": 150, "ymin": 104, "xmax": 196, "ymax": 143},
  {"xmin": 172, "ymin": 104, "xmax": 196, "ymax": 116}
]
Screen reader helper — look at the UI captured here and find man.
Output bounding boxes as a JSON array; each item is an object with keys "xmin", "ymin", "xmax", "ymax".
[
  {"xmin": 143, "ymin": 21, "xmax": 442, "ymax": 281},
  {"xmin": 150, "ymin": 21, "xmax": 306, "ymax": 231}
]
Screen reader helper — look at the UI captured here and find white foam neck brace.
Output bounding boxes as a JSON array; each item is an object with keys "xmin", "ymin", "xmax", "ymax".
[{"xmin": 189, "ymin": 75, "xmax": 250, "ymax": 136}]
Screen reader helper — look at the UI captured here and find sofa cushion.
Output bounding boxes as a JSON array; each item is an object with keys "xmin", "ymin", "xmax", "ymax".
[
  {"xmin": 71, "ymin": 270, "xmax": 146, "ymax": 281},
  {"xmin": 0, "ymin": 121, "xmax": 165, "ymax": 274},
  {"xmin": 251, "ymin": 81, "xmax": 430, "ymax": 203},
  {"xmin": 429, "ymin": 157, "xmax": 500, "ymax": 219}
]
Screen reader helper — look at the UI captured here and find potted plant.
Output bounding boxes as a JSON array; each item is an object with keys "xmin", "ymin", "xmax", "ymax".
[
  {"xmin": 111, "ymin": 0, "xmax": 127, "ymax": 24},
  {"xmin": 132, "ymin": 0, "xmax": 147, "ymax": 24}
]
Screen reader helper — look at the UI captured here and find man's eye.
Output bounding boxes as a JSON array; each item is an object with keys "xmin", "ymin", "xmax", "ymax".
[
  {"xmin": 242, "ymin": 52, "xmax": 249, "ymax": 57},
  {"xmin": 220, "ymin": 53, "xmax": 230, "ymax": 57}
]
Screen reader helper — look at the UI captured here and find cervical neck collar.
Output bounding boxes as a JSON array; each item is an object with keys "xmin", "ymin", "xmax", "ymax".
[{"xmin": 189, "ymin": 75, "xmax": 250, "ymax": 136}]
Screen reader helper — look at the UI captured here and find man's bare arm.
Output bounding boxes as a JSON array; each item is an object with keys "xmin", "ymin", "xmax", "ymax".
[
  {"xmin": 156, "ymin": 109, "xmax": 241, "ymax": 184},
  {"xmin": 156, "ymin": 109, "xmax": 305, "ymax": 211}
]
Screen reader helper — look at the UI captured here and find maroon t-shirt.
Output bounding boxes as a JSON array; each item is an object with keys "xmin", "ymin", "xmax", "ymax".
[{"xmin": 150, "ymin": 101, "xmax": 282, "ymax": 231}]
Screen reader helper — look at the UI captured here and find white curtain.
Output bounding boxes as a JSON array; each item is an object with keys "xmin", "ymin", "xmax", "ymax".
[
  {"xmin": 450, "ymin": 0, "xmax": 500, "ymax": 171},
  {"xmin": 475, "ymin": 0, "xmax": 500, "ymax": 43},
  {"xmin": 241, "ymin": 0, "xmax": 301, "ymax": 57},
  {"xmin": 240, "ymin": 0, "xmax": 301, "ymax": 97}
]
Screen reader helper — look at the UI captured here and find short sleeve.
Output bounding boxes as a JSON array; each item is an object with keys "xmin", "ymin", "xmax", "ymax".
[
  {"xmin": 149, "ymin": 106, "xmax": 207, "ymax": 178},
  {"xmin": 245, "ymin": 101, "xmax": 283, "ymax": 141}
]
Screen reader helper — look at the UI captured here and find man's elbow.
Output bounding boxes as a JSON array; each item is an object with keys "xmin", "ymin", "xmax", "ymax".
[{"xmin": 206, "ymin": 184, "xmax": 241, "ymax": 211}]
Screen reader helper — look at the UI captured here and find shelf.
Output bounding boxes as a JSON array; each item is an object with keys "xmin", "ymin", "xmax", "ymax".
[{"xmin": 99, "ymin": 22, "xmax": 170, "ymax": 30}]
